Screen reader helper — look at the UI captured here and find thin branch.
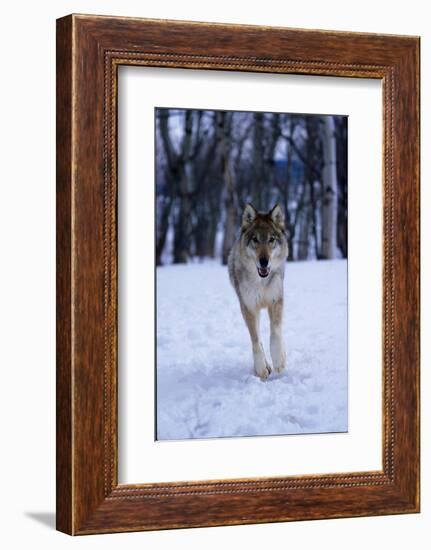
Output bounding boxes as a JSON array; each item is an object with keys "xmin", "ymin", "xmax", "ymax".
[{"xmin": 280, "ymin": 132, "xmax": 321, "ymax": 181}]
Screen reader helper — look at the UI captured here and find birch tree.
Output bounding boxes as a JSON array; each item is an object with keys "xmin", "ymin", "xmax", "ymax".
[
  {"xmin": 335, "ymin": 116, "xmax": 348, "ymax": 258},
  {"xmin": 251, "ymin": 112, "xmax": 264, "ymax": 208},
  {"xmin": 320, "ymin": 116, "xmax": 338, "ymax": 259},
  {"xmin": 217, "ymin": 111, "xmax": 237, "ymax": 265},
  {"xmin": 279, "ymin": 116, "xmax": 295, "ymax": 260},
  {"xmin": 297, "ymin": 182, "xmax": 311, "ymax": 260}
]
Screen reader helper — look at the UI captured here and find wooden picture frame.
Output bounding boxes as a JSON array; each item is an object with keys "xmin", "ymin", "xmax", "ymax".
[{"xmin": 56, "ymin": 14, "xmax": 420, "ymax": 535}]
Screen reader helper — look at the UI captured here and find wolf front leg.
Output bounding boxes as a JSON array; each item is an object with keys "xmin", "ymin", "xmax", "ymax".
[
  {"xmin": 269, "ymin": 298, "xmax": 287, "ymax": 374},
  {"xmin": 240, "ymin": 305, "xmax": 271, "ymax": 380}
]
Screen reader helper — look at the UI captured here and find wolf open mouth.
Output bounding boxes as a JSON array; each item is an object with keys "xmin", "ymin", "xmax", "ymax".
[{"xmin": 257, "ymin": 267, "xmax": 270, "ymax": 278}]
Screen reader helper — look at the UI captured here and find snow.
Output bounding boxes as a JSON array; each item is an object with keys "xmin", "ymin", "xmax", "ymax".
[{"xmin": 156, "ymin": 259, "xmax": 347, "ymax": 440}]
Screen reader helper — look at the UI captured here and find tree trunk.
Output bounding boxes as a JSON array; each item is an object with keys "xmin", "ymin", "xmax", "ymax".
[
  {"xmin": 251, "ymin": 112, "xmax": 264, "ymax": 208},
  {"xmin": 283, "ymin": 117, "xmax": 295, "ymax": 261},
  {"xmin": 217, "ymin": 112, "xmax": 237, "ymax": 265},
  {"xmin": 297, "ymin": 184, "xmax": 311, "ymax": 260},
  {"xmin": 335, "ymin": 116, "xmax": 348, "ymax": 258},
  {"xmin": 157, "ymin": 111, "xmax": 179, "ymax": 264},
  {"xmin": 321, "ymin": 116, "xmax": 338, "ymax": 259},
  {"xmin": 173, "ymin": 191, "xmax": 192, "ymax": 263},
  {"xmin": 156, "ymin": 193, "xmax": 174, "ymax": 265},
  {"xmin": 264, "ymin": 113, "xmax": 280, "ymax": 209},
  {"xmin": 172, "ymin": 111, "xmax": 198, "ymax": 263},
  {"xmin": 205, "ymin": 216, "xmax": 219, "ymax": 258}
]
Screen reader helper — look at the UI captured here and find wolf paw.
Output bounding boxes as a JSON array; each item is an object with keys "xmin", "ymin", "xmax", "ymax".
[
  {"xmin": 274, "ymin": 362, "xmax": 286, "ymax": 374},
  {"xmin": 271, "ymin": 348, "xmax": 286, "ymax": 375},
  {"xmin": 255, "ymin": 359, "xmax": 272, "ymax": 381},
  {"xmin": 260, "ymin": 364, "xmax": 272, "ymax": 381},
  {"xmin": 253, "ymin": 344, "xmax": 272, "ymax": 380}
]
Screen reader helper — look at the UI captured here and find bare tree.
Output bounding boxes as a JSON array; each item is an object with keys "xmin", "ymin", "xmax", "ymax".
[
  {"xmin": 335, "ymin": 116, "xmax": 348, "ymax": 258},
  {"xmin": 297, "ymin": 182, "xmax": 311, "ymax": 260},
  {"xmin": 192, "ymin": 113, "xmax": 222, "ymax": 259},
  {"xmin": 306, "ymin": 116, "xmax": 323, "ymax": 260},
  {"xmin": 156, "ymin": 111, "xmax": 178, "ymax": 265},
  {"xmin": 173, "ymin": 111, "xmax": 198, "ymax": 263},
  {"xmin": 320, "ymin": 116, "xmax": 338, "ymax": 259},
  {"xmin": 263, "ymin": 113, "xmax": 281, "ymax": 209},
  {"xmin": 217, "ymin": 111, "xmax": 237, "ymax": 265},
  {"xmin": 251, "ymin": 112, "xmax": 264, "ymax": 208},
  {"xmin": 158, "ymin": 109, "xmax": 206, "ymax": 263}
]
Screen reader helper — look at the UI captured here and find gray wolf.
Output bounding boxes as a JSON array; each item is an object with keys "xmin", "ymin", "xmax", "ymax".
[{"xmin": 228, "ymin": 203, "xmax": 289, "ymax": 380}]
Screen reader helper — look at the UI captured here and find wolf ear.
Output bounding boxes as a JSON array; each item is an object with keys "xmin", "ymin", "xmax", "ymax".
[
  {"xmin": 242, "ymin": 203, "xmax": 258, "ymax": 229},
  {"xmin": 270, "ymin": 204, "xmax": 285, "ymax": 229}
]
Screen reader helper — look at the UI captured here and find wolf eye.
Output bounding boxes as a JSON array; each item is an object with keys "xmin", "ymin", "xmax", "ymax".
[
  {"xmin": 252, "ymin": 236, "xmax": 259, "ymax": 244},
  {"xmin": 269, "ymin": 236, "xmax": 276, "ymax": 244}
]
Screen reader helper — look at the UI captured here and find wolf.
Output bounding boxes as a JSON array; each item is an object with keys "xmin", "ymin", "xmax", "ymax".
[{"xmin": 228, "ymin": 203, "xmax": 289, "ymax": 380}]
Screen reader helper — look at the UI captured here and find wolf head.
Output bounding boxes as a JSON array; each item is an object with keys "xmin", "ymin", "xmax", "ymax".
[{"xmin": 241, "ymin": 203, "xmax": 288, "ymax": 278}]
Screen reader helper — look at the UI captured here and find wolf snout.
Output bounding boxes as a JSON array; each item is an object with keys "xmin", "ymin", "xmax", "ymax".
[{"xmin": 257, "ymin": 257, "xmax": 270, "ymax": 278}]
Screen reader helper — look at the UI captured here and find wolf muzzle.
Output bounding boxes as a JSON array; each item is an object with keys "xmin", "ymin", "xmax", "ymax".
[{"xmin": 258, "ymin": 257, "xmax": 270, "ymax": 278}]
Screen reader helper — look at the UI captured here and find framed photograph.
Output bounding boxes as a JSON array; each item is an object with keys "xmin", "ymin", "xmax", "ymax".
[{"xmin": 56, "ymin": 14, "xmax": 420, "ymax": 535}]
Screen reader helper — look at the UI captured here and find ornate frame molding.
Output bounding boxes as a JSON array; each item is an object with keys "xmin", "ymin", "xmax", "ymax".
[{"xmin": 57, "ymin": 14, "xmax": 419, "ymax": 534}]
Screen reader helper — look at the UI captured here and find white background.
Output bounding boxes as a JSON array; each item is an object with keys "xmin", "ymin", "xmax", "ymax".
[
  {"xmin": 118, "ymin": 67, "xmax": 382, "ymax": 483},
  {"xmin": 0, "ymin": 1, "xmax": 428, "ymax": 549}
]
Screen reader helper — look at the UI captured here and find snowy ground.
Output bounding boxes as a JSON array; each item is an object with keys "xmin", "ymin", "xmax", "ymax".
[{"xmin": 156, "ymin": 260, "xmax": 347, "ymax": 440}]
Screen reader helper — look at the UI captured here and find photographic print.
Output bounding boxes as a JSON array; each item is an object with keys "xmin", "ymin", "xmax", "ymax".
[{"xmin": 155, "ymin": 107, "xmax": 348, "ymax": 441}]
